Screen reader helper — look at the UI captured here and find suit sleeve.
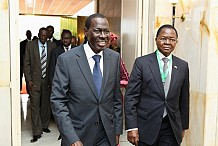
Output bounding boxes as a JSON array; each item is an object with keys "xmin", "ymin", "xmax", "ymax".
[
  {"xmin": 50, "ymin": 56, "xmax": 80, "ymax": 146},
  {"xmin": 179, "ymin": 62, "xmax": 190, "ymax": 130},
  {"xmin": 124, "ymin": 58, "xmax": 142, "ymax": 130},
  {"xmin": 113, "ymin": 55, "xmax": 123, "ymax": 134},
  {"xmin": 49, "ymin": 49, "xmax": 56, "ymax": 84},
  {"xmin": 23, "ymin": 42, "xmax": 31, "ymax": 82}
]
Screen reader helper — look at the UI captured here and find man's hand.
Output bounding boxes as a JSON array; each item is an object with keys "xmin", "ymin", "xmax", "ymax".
[
  {"xmin": 116, "ymin": 135, "xmax": 120, "ymax": 145},
  {"xmin": 127, "ymin": 130, "xmax": 139, "ymax": 146},
  {"xmin": 28, "ymin": 81, "xmax": 36, "ymax": 91},
  {"xmin": 70, "ymin": 141, "xmax": 83, "ymax": 146}
]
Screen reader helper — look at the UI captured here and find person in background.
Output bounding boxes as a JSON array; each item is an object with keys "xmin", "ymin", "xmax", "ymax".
[
  {"xmin": 23, "ymin": 27, "xmax": 56, "ymax": 143},
  {"xmin": 71, "ymin": 35, "xmax": 78, "ymax": 46},
  {"xmin": 50, "ymin": 13, "xmax": 123, "ymax": 146},
  {"xmin": 108, "ymin": 33, "xmax": 129, "ymax": 88},
  {"xmin": 46, "ymin": 25, "xmax": 60, "ymax": 47},
  {"xmin": 49, "ymin": 29, "xmax": 76, "ymax": 85},
  {"xmin": 109, "ymin": 33, "xmax": 120, "ymax": 53},
  {"xmin": 20, "ymin": 30, "xmax": 32, "ymax": 92},
  {"xmin": 49, "ymin": 29, "xmax": 76, "ymax": 141},
  {"xmin": 32, "ymin": 36, "xmax": 38, "ymax": 40},
  {"xmin": 125, "ymin": 24, "xmax": 190, "ymax": 146}
]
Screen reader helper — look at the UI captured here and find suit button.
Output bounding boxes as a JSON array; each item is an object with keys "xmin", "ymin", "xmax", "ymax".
[{"xmin": 95, "ymin": 122, "xmax": 98, "ymax": 125}]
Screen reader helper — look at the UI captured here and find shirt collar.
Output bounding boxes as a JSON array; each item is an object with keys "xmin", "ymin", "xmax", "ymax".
[
  {"xmin": 48, "ymin": 37, "xmax": 54, "ymax": 42},
  {"xmin": 38, "ymin": 40, "xmax": 47, "ymax": 48},
  {"xmin": 157, "ymin": 50, "xmax": 172, "ymax": 60},
  {"xmin": 64, "ymin": 45, "xmax": 71, "ymax": 49},
  {"xmin": 84, "ymin": 42, "xmax": 103, "ymax": 59}
]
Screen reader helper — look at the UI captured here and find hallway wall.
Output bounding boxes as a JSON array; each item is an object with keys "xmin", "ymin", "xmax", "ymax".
[
  {"xmin": 0, "ymin": 0, "xmax": 20, "ymax": 145},
  {"xmin": 98, "ymin": 0, "xmax": 121, "ymax": 45}
]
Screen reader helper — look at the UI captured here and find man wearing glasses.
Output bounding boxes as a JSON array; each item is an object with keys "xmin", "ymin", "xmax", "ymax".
[{"xmin": 125, "ymin": 24, "xmax": 190, "ymax": 146}]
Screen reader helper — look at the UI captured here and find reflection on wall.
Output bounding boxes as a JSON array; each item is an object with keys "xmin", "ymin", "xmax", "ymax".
[
  {"xmin": 77, "ymin": 16, "xmax": 87, "ymax": 45},
  {"xmin": 98, "ymin": 0, "xmax": 121, "ymax": 49}
]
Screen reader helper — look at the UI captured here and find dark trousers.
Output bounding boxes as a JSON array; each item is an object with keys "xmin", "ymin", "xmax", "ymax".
[
  {"xmin": 60, "ymin": 119, "xmax": 111, "ymax": 146},
  {"xmin": 139, "ymin": 116, "xmax": 179, "ymax": 146},
  {"xmin": 93, "ymin": 119, "xmax": 111, "ymax": 146},
  {"xmin": 30, "ymin": 78, "xmax": 51, "ymax": 136}
]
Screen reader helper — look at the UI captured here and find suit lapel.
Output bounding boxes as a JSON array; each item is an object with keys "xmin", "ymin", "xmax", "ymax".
[
  {"xmin": 75, "ymin": 46, "xmax": 99, "ymax": 99},
  {"xmin": 148, "ymin": 52, "xmax": 165, "ymax": 98},
  {"xmin": 46, "ymin": 42, "xmax": 52, "ymax": 68},
  {"xmin": 33, "ymin": 41, "xmax": 41, "ymax": 69},
  {"xmin": 167, "ymin": 56, "xmax": 179, "ymax": 96},
  {"xmin": 99, "ymin": 49, "xmax": 110, "ymax": 101},
  {"xmin": 59, "ymin": 47, "xmax": 65, "ymax": 55}
]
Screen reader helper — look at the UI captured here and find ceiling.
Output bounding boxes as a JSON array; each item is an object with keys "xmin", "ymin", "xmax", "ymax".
[{"xmin": 19, "ymin": 0, "xmax": 93, "ymax": 16}]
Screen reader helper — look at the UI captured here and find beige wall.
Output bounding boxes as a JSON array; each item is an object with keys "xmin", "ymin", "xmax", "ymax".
[
  {"xmin": 0, "ymin": 0, "xmax": 12, "ymax": 145},
  {"xmin": 121, "ymin": 0, "xmax": 218, "ymax": 145},
  {"xmin": 0, "ymin": 0, "xmax": 20, "ymax": 145},
  {"xmin": 154, "ymin": 0, "xmax": 218, "ymax": 145},
  {"xmin": 121, "ymin": 0, "xmax": 156, "ymax": 77}
]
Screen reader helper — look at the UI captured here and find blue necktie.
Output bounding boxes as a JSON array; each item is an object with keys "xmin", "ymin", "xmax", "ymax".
[{"xmin": 92, "ymin": 55, "xmax": 102, "ymax": 96}]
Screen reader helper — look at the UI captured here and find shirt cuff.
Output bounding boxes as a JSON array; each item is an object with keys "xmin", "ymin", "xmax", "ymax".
[{"xmin": 126, "ymin": 128, "xmax": 138, "ymax": 131}]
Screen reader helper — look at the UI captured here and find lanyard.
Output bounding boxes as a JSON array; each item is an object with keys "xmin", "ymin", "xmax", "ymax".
[{"xmin": 156, "ymin": 50, "xmax": 172, "ymax": 82}]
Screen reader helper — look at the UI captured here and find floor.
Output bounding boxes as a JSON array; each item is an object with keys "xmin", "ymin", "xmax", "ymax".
[{"xmin": 20, "ymin": 94, "xmax": 132, "ymax": 146}]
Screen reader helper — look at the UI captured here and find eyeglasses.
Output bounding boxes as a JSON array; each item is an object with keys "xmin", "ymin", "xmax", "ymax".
[{"xmin": 158, "ymin": 37, "xmax": 177, "ymax": 43}]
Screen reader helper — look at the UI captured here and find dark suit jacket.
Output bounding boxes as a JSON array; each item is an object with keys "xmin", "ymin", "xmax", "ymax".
[
  {"xmin": 125, "ymin": 52, "xmax": 189, "ymax": 145},
  {"xmin": 23, "ymin": 40, "xmax": 56, "ymax": 91},
  {"xmin": 49, "ymin": 45, "xmax": 76, "ymax": 84},
  {"xmin": 50, "ymin": 45, "xmax": 123, "ymax": 146},
  {"xmin": 53, "ymin": 38, "xmax": 61, "ymax": 47},
  {"xmin": 20, "ymin": 39, "xmax": 28, "ymax": 70}
]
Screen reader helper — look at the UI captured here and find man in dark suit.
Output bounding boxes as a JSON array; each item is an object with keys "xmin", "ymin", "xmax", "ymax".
[
  {"xmin": 125, "ymin": 24, "xmax": 189, "ymax": 146},
  {"xmin": 49, "ymin": 29, "xmax": 76, "ymax": 84},
  {"xmin": 71, "ymin": 35, "xmax": 78, "ymax": 46},
  {"xmin": 23, "ymin": 27, "xmax": 56, "ymax": 143},
  {"xmin": 20, "ymin": 30, "xmax": 32, "ymax": 92},
  {"xmin": 50, "ymin": 13, "xmax": 123, "ymax": 146},
  {"xmin": 49, "ymin": 30, "xmax": 76, "ymax": 140},
  {"xmin": 47, "ymin": 25, "xmax": 61, "ymax": 47}
]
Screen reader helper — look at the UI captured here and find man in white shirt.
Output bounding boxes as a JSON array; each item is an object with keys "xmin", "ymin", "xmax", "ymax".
[{"xmin": 50, "ymin": 13, "xmax": 123, "ymax": 146}]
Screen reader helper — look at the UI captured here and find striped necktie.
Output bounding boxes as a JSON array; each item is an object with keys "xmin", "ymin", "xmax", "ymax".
[
  {"xmin": 41, "ymin": 46, "xmax": 47, "ymax": 78},
  {"xmin": 162, "ymin": 57, "xmax": 170, "ymax": 117}
]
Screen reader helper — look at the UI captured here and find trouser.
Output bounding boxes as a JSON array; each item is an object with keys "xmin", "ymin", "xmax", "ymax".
[
  {"xmin": 139, "ymin": 116, "xmax": 179, "ymax": 146},
  {"xmin": 60, "ymin": 119, "xmax": 111, "ymax": 146},
  {"xmin": 93, "ymin": 119, "xmax": 111, "ymax": 146},
  {"xmin": 30, "ymin": 78, "xmax": 51, "ymax": 136}
]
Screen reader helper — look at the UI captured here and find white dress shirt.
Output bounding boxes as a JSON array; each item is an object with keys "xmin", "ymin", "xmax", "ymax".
[{"xmin": 83, "ymin": 43, "xmax": 103, "ymax": 75}]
